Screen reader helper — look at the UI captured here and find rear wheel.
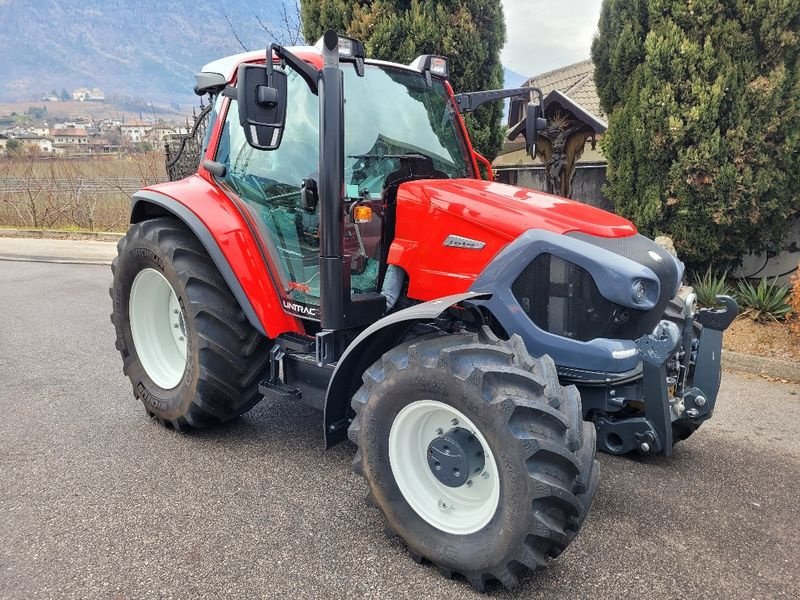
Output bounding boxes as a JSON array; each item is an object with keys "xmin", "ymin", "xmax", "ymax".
[
  {"xmin": 348, "ymin": 327, "xmax": 599, "ymax": 591},
  {"xmin": 110, "ymin": 217, "xmax": 269, "ymax": 429}
]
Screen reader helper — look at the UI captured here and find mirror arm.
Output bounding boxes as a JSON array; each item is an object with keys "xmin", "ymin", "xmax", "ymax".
[
  {"xmin": 269, "ymin": 43, "xmax": 320, "ymax": 95},
  {"xmin": 454, "ymin": 86, "xmax": 544, "ymax": 114}
]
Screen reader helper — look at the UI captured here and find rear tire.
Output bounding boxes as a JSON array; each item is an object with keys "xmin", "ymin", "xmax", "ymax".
[
  {"xmin": 110, "ymin": 217, "xmax": 269, "ymax": 429},
  {"xmin": 348, "ymin": 327, "xmax": 599, "ymax": 591}
]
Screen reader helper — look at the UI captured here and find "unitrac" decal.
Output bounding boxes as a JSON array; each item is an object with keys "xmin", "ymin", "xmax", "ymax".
[{"xmin": 282, "ymin": 299, "xmax": 320, "ymax": 319}]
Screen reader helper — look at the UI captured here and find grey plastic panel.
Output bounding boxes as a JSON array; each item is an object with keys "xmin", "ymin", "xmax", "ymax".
[
  {"xmin": 131, "ymin": 190, "xmax": 267, "ymax": 336},
  {"xmin": 470, "ymin": 229, "xmax": 650, "ymax": 373}
]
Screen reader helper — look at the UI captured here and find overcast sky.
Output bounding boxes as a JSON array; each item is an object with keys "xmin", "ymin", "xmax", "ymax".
[{"xmin": 501, "ymin": 0, "xmax": 603, "ymax": 77}]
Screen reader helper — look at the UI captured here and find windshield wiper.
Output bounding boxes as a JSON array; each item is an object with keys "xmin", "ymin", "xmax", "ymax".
[{"xmin": 348, "ymin": 152, "xmax": 431, "ymax": 162}]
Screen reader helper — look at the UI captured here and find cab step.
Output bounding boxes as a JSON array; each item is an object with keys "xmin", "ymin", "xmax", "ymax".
[
  {"xmin": 259, "ymin": 379, "xmax": 302, "ymax": 401},
  {"xmin": 276, "ymin": 332, "xmax": 316, "ymax": 353}
]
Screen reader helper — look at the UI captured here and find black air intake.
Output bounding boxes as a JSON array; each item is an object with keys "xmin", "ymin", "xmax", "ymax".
[{"xmin": 512, "ymin": 253, "xmax": 660, "ymax": 342}]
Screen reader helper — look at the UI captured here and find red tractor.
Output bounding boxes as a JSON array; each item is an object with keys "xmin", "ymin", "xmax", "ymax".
[{"xmin": 111, "ymin": 31, "xmax": 737, "ymax": 590}]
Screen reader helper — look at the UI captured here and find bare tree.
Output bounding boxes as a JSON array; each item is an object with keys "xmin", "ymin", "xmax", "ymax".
[
  {"xmin": 224, "ymin": 11, "xmax": 250, "ymax": 52},
  {"xmin": 256, "ymin": 1, "xmax": 304, "ymax": 46}
]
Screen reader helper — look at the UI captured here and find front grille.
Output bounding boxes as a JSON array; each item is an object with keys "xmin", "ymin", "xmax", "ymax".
[{"xmin": 512, "ymin": 253, "xmax": 652, "ymax": 341}]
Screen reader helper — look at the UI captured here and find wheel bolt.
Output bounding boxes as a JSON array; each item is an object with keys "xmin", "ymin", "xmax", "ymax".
[
  {"xmin": 695, "ymin": 395, "xmax": 707, "ymax": 406},
  {"xmin": 466, "ymin": 480, "xmax": 473, "ymax": 487},
  {"xmin": 481, "ymin": 471, "xmax": 490, "ymax": 480},
  {"xmin": 173, "ymin": 323, "xmax": 179, "ymax": 328},
  {"xmin": 436, "ymin": 428, "xmax": 443, "ymax": 435},
  {"xmin": 173, "ymin": 309, "xmax": 179, "ymax": 314},
  {"xmin": 451, "ymin": 418, "xmax": 459, "ymax": 426}
]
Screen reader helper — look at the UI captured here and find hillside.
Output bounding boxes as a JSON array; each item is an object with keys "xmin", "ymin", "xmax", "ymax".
[
  {"xmin": 1, "ymin": 1, "xmax": 523, "ymax": 105},
  {"xmin": 0, "ymin": 0, "xmax": 289, "ymax": 102}
]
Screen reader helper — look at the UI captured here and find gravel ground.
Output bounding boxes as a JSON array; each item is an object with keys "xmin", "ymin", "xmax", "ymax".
[{"xmin": 1, "ymin": 260, "xmax": 798, "ymax": 599}]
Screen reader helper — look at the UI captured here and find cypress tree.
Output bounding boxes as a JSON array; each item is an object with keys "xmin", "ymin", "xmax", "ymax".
[
  {"xmin": 300, "ymin": 0, "xmax": 506, "ymax": 159},
  {"xmin": 592, "ymin": 0, "xmax": 800, "ymax": 270}
]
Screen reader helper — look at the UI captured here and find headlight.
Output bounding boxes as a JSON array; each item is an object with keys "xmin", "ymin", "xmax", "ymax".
[{"xmin": 632, "ymin": 279, "xmax": 647, "ymax": 304}]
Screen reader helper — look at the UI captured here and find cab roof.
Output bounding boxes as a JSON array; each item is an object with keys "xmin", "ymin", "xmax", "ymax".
[{"xmin": 196, "ymin": 45, "xmax": 430, "ymax": 92}]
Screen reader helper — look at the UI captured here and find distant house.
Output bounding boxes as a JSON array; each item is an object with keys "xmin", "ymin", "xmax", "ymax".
[
  {"xmin": 528, "ymin": 59, "xmax": 605, "ymax": 120},
  {"xmin": 97, "ymin": 118, "xmax": 123, "ymax": 132},
  {"xmin": 89, "ymin": 139, "xmax": 123, "ymax": 154},
  {"xmin": 42, "ymin": 94, "xmax": 60, "ymax": 102},
  {"xmin": 0, "ymin": 133, "xmax": 8, "ymax": 155},
  {"xmin": 13, "ymin": 133, "xmax": 54, "ymax": 154},
  {"xmin": 120, "ymin": 121, "xmax": 153, "ymax": 144},
  {"xmin": 495, "ymin": 59, "xmax": 606, "ymax": 169},
  {"xmin": 52, "ymin": 128, "xmax": 90, "ymax": 154},
  {"xmin": 493, "ymin": 59, "xmax": 610, "ymax": 210},
  {"xmin": 72, "ymin": 87, "xmax": 105, "ymax": 102},
  {"xmin": 148, "ymin": 124, "xmax": 178, "ymax": 144}
]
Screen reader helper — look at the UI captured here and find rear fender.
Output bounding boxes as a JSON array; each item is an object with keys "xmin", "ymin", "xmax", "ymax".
[
  {"xmin": 130, "ymin": 181, "xmax": 303, "ymax": 339},
  {"xmin": 323, "ymin": 292, "xmax": 488, "ymax": 447}
]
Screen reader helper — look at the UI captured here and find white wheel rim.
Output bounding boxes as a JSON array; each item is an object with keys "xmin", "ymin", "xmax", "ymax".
[
  {"xmin": 388, "ymin": 400, "xmax": 500, "ymax": 535},
  {"xmin": 129, "ymin": 268, "xmax": 188, "ymax": 390}
]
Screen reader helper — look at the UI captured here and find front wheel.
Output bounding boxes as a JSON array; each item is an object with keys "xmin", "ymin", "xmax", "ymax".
[
  {"xmin": 348, "ymin": 328, "xmax": 599, "ymax": 591},
  {"xmin": 110, "ymin": 217, "xmax": 269, "ymax": 429}
]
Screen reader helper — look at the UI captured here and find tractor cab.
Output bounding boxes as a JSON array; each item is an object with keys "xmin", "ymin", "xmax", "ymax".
[
  {"xmin": 207, "ymin": 48, "xmax": 472, "ymax": 320},
  {"xmin": 185, "ymin": 32, "xmax": 549, "ymax": 337}
]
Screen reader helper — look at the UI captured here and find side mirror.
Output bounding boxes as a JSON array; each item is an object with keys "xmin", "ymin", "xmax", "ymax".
[
  {"xmin": 524, "ymin": 103, "xmax": 547, "ymax": 157},
  {"xmin": 237, "ymin": 64, "xmax": 287, "ymax": 150},
  {"xmin": 300, "ymin": 178, "xmax": 318, "ymax": 213}
]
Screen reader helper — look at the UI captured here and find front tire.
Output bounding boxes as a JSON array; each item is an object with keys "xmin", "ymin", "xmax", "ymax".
[
  {"xmin": 348, "ymin": 328, "xmax": 599, "ymax": 591},
  {"xmin": 110, "ymin": 217, "xmax": 269, "ymax": 429}
]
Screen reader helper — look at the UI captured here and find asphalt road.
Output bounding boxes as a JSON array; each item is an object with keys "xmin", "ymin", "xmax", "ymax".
[{"xmin": 1, "ymin": 259, "xmax": 799, "ymax": 599}]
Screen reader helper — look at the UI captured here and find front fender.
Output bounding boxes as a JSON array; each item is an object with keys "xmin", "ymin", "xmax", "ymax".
[
  {"xmin": 131, "ymin": 177, "xmax": 303, "ymax": 339},
  {"xmin": 323, "ymin": 292, "xmax": 487, "ymax": 446}
]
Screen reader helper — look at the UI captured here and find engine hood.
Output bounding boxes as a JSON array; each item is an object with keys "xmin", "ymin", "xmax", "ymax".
[
  {"xmin": 388, "ymin": 178, "xmax": 638, "ymax": 301},
  {"xmin": 397, "ymin": 179, "xmax": 636, "ymax": 239}
]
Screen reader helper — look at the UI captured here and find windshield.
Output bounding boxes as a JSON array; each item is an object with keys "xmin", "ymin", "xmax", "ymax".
[{"xmin": 343, "ymin": 64, "xmax": 473, "ymax": 198}]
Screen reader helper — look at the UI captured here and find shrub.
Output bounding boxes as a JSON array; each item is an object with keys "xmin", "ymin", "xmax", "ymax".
[
  {"xmin": 736, "ymin": 277, "xmax": 791, "ymax": 323},
  {"xmin": 692, "ymin": 268, "xmax": 731, "ymax": 308},
  {"xmin": 592, "ymin": 0, "xmax": 800, "ymax": 271}
]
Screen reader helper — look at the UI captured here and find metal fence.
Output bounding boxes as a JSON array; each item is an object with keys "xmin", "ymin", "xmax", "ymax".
[
  {"xmin": 0, "ymin": 177, "xmax": 151, "ymax": 195},
  {"xmin": 0, "ymin": 156, "xmax": 166, "ymax": 231}
]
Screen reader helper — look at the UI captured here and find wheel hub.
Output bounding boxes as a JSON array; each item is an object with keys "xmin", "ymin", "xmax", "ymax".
[
  {"xmin": 389, "ymin": 400, "xmax": 500, "ymax": 535},
  {"xmin": 129, "ymin": 268, "xmax": 188, "ymax": 390},
  {"xmin": 427, "ymin": 427, "xmax": 485, "ymax": 487}
]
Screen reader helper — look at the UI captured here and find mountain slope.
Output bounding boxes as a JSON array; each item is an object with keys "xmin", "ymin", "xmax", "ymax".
[
  {"xmin": 0, "ymin": 0, "xmax": 289, "ymax": 102},
  {"xmin": 1, "ymin": 1, "xmax": 523, "ymax": 105}
]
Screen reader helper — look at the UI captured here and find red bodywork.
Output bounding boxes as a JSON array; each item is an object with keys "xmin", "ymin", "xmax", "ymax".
[
  {"xmin": 388, "ymin": 180, "xmax": 636, "ymax": 300},
  {"xmin": 140, "ymin": 47, "xmax": 637, "ymax": 339}
]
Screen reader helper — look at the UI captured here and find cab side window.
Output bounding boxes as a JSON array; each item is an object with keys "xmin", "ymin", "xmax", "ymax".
[{"xmin": 216, "ymin": 67, "xmax": 321, "ymax": 304}]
